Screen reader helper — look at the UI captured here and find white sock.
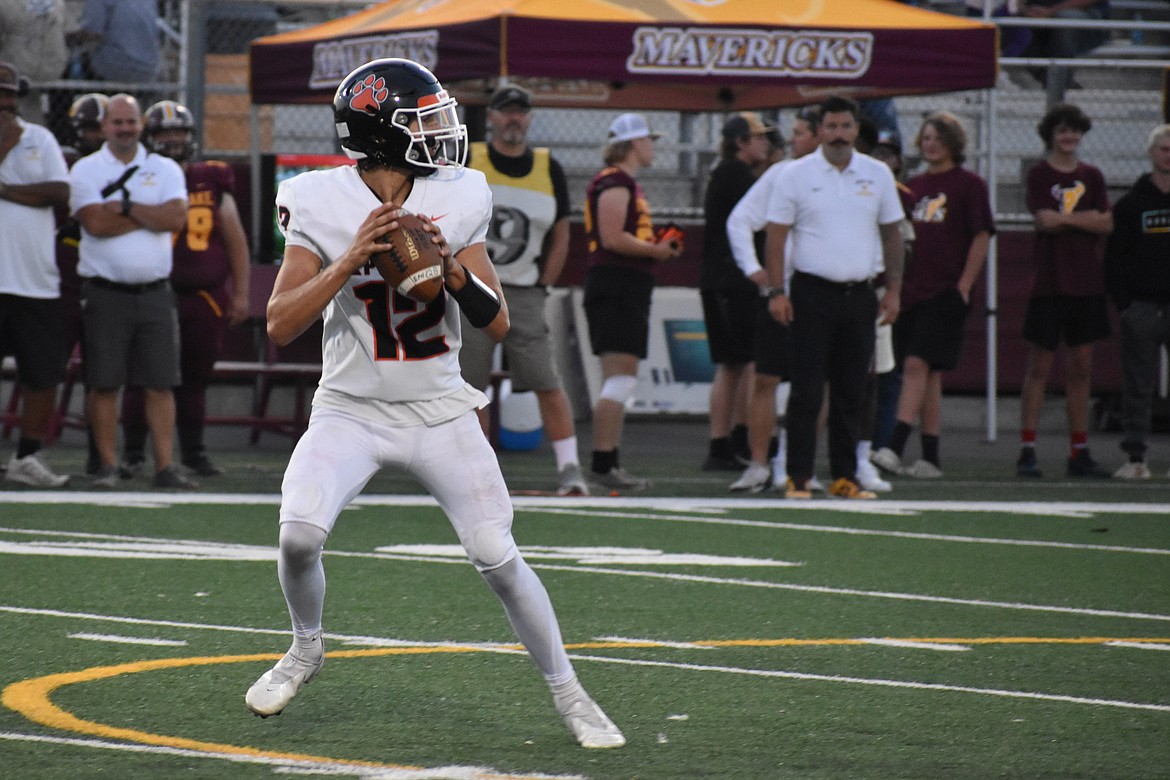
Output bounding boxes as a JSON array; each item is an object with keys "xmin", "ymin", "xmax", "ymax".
[{"xmin": 552, "ymin": 435, "xmax": 580, "ymax": 471}]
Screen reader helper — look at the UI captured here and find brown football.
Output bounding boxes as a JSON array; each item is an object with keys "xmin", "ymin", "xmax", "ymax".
[{"xmin": 371, "ymin": 212, "xmax": 445, "ymax": 303}]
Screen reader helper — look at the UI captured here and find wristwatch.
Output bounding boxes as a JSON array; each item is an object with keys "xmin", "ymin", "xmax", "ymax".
[
  {"xmin": 121, "ymin": 195, "xmax": 132, "ymax": 217},
  {"xmin": 760, "ymin": 286, "xmax": 785, "ymax": 299}
]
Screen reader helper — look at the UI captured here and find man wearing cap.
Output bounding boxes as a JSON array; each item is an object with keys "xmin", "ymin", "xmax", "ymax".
[
  {"xmin": 68, "ymin": 93, "xmax": 191, "ymax": 489},
  {"xmin": 0, "ymin": 60, "xmax": 72, "ymax": 487},
  {"xmin": 582, "ymin": 112, "xmax": 683, "ymax": 489},
  {"xmin": 462, "ymin": 84, "xmax": 588, "ymax": 496},
  {"xmin": 763, "ymin": 95, "xmax": 905, "ymax": 500},
  {"xmin": 699, "ymin": 112, "xmax": 774, "ymax": 473}
]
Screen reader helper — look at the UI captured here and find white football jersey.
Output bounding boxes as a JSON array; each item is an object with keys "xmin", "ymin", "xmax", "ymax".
[{"xmin": 276, "ymin": 164, "xmax": 492, "ymax": 419}]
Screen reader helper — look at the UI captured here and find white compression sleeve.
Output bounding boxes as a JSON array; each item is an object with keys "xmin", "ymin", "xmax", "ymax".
[
  {"xmin": 481, "ymin": 554, "xmax": 574, "ymax": 685},
  {"xmin": 277, "ymin": 521, "xmax": 329, "ymax": 638}
]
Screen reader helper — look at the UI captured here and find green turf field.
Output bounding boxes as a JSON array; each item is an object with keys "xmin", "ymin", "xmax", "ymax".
[{"xmin": 1, "ymin": 492, "xmax": 1167, "ymax": 779}]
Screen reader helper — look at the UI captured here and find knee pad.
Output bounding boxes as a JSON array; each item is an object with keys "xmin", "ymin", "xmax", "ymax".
[
  {"xmin": 467, "ymin": 525, "xmax": 518, "ymax": 572},
  {"xmin": 279, "ymin": 522, "xmax": 327, "ymax": 569},
  {"xmin": 599, "ymin": 375, "xmax": 637, "ymax": 405}
]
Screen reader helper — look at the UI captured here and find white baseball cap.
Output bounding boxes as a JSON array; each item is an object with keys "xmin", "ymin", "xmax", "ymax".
[{"xmin": 608, "ymin": 113, "xmax": 661, "ymax": 143}]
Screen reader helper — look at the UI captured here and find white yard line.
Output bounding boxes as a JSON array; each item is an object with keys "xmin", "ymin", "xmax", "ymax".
[
  {"xmin": 1105, "ymin": 641, "xmax": 1170, "ymax": 651},
  {"xmin": 564, "ymin": 653, "xmax": 1170, "ymax": 713},
  {"xmin": 0, "ymin": 732, "xmax": 583, "ymax": 780},
  {"xmin": 67, "ymin": 633, "xmax": 188, "ymax": 647},
  {"xmin": 860, "ymin": 638, "xmax": 971, "ymax": 652}
]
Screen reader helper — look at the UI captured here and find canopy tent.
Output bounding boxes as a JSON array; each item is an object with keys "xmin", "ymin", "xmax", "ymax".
[{"xmin": 249, "ymin": 0, "xmax": 997, "ymax": 110}]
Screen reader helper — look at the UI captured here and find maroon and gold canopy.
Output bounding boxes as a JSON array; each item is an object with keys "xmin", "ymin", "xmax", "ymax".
[{"xmin": 250, "ymin": 0, "xmax": 997, "ymax": 109}]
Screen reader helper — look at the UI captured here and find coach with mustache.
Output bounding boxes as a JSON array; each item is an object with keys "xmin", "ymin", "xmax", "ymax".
[{"xmin": 762, "ymin": 95, "xmax": 905, "ymax": 500}]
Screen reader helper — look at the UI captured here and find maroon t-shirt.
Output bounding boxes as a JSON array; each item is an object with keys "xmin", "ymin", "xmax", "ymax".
[
  {"xmin": 170, "ymin": 160, "xmax": 236, "ymax": 293},
  {"xmin": 903, "ymin": 166, "xmax": 995, "ymax": 308},
  {"xmin": 1025, "ymin": 159, "xmax": 1110, "ymax": 297},
  {"xmin": 584, "ymin": 166, "xmax": 656, "ymax": 275}
]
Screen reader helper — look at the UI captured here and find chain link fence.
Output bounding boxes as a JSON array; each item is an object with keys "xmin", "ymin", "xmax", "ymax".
[{"xmin": 13, "ymin": 0, "xmax": 1168, "ymax": 237}]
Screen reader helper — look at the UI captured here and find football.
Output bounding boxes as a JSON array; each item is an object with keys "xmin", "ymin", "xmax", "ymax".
[{"xmin": 371, "ymin": 212, "xmax": 445, "ymax": 303}]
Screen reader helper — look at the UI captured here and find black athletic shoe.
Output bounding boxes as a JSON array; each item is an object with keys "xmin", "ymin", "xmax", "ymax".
[
  {"xmin": 1016, "ymin": 449, "xmax": 1042, "ymax": 478},
  {"xmin": 182, "ymin": 455, "xmax": 223, "ymax": 477},
  {"xmin": 702, "ymin": 454, "xmax": 744, "ymax": 471},
  {"xmin": 1067, "ymin": 449, "xmax": 1110, "ymax": 478}
]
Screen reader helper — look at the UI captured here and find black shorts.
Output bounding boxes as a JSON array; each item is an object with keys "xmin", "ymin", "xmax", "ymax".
[
  {"xmin": 893, "ymin": 288, "xmax": 970, "ymax": 371},
  {"xmin": 701, "ymin": 289, "xmax": 758, "ymax": 366},
  {"xmin": 753, "ymin": 304, "xmax": 790, "ymax": 379},
  {"xmin": 1022, "ymin": 294, "xmax": 1111, "ymax": 351},
  {"xmin": 0, "ymin": 293, "xmax": 67, "ymax": 389},
  {"xmin": 583, "ymin": 265, "xmax": 654, "ymax": 358}
]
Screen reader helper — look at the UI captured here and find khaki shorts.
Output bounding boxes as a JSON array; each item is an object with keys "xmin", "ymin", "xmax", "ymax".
[
  {"xmin": 81, "ymin": 279, "xmax": 180, "ymax": 390},
  {"xmin": 459, "ymin": 285, "xmax": 562, "ymax": 392}
]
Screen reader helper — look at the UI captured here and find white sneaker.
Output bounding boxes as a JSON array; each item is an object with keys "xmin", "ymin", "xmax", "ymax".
[
  {"xmin": 245, "ymin": 637, "xmax": 325, "ymax": 717},
  {"xmin": 807, "ymin": 475, "xmax": 825, "ymax": 494},
  {"xmin": 730, "ymin": 462, "xmax": 770, "ymax": 493},
  {"xmin": 556, "ymin": 689, "xmax": 626, "ymax": 748},
  {"xmin": 5, "ymin": 453, "xmax": 69, "ymax": 488},
  {"xmin": 1114, "ymin": 461, "xmax": 1151, "ymax": 480},
  {"xmin": 855, "ymin": 458, "xmax": 893, "ymax": 492},
  {"xmin": 870, "ymin": 447, "xmax": 903, "ymax": 475},
  {"xmin": 903, "ymin": 459, "xmax": 943, "ymax": 478},
  {"xmin": 556, "ymin": 463, "xmax": 590, "ymax": 496}
]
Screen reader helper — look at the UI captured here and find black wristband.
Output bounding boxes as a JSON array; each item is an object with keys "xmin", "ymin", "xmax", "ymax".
[{"xmin": 449, "ymin": 266, "xmax": 502, "ymax": 328}]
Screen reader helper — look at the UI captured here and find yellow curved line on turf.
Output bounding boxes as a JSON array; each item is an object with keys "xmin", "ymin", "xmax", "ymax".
[
  {"xmin": 0, "ymin": 647, "xmax": 515, "ymax": 778},
  {"xmin": 4, "ymin": 637, "xmax": 1168, "ymax": 772}
]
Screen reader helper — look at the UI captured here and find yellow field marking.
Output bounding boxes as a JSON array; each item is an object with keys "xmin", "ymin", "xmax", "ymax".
[{"xmin": 4, "ymin": 637, "xmax": 1168, "ymax": 773}]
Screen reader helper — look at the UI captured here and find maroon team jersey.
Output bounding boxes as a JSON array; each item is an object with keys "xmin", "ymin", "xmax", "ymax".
[
  {"xmin": 171, "ymin": 160, "xmax": 236, "ymax": 292},
  {"xmin": 583, "ymin": 166, "xmax": 656, "ymax": 274},
  {"xmin": 1025, "ymin": 159, "xmax": 1110, "ymax": 297},
  {"xmin": 904, "ymin": 167, "xmax": 995, "ymax": 308}
]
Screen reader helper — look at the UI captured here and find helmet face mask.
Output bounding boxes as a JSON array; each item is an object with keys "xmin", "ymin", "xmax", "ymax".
[
  {"xmin": 143, "ymin": 100, "xmax": 196, "ymax": 162},
  {"xmin": 333, "ymin": 58, "xmax": 467, "ymax": 176}
]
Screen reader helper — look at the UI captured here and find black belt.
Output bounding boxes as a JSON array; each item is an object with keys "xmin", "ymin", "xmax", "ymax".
[
  {"xmin": 86, "ymin": 277, "xmax": 168, "ymax": 294},
  {"xmin": 793, "ymin": 271, "xmax": 872, "ymax": 291}
]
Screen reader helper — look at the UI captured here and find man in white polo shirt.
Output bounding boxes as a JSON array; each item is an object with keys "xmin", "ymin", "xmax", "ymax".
[
  {"xmin": 763, "ymin": 95, "xmax": 905, "ymax": 500},
  {"xmin": 0, "ymin": 60, "xmax": 71, "ymax": 487},
  {"xmin": 69, "ymin": 93, "xmax": 191, "ymax": 489}
]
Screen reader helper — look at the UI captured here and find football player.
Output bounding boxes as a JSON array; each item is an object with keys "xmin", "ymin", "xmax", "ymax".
[
  {"xmin": 117, "ymin": 100, "xmax": 250, "ymax": 478},
  {"xmin": 243, "ymin": 58, "xmax": 625, "ymax": 750}
]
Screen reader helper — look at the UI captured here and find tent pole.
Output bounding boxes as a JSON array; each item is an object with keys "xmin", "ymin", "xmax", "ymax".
[
  {"xmin": 984, "ymin": 83, "xmax": 999, "ymax": 444},
  {"xmin": 250, "ymin": 104, "xmax": 262, "ymax": 261}
]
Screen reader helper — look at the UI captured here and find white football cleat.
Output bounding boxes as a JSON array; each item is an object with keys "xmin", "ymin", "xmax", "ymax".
[
  {"xmin": 729, "ymin": 462, "xmax": 770, "ymax": 493},
  {"xmin": 246, "ymin": 640, "xmax": 325, "ymax": 717},
  {"xmin": 556, "ymin": 689, "xmax": 626, "ymax": 749}
]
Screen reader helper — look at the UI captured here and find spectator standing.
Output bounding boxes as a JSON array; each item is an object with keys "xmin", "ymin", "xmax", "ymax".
[
  {"xmin": 867, "ymin": 129, "xmax": 915, "ymax": 456},
  {"xmin": 0, "ymin": 0, "xmax": 68, "ymax": 125},
  {"xmin": 58, "ymin": 91, "xmax": 108, "ymax": 475},
  {"xmin": 582, "ymin": 113, "xmax": 683, "ymax": 490},
  {"xmin": 1021, "ymin": 0, "xmax": 1110, "ymax": 105},
  {"xmin": 1104, "ymin": 125, "xmax": 1170, "ymax": 479},
  {"xmin": 243, "ymin": 59, "xmax": 624, "ymax": 750},
  {"xmin": 66, "ymin": 0, "xmax": 159, "ymax": 84},
  {"xmin": 119, "ymin": 100, "xmax": 250, "ymax": 478},
  {"xmin": 462, "ymin": 84, "xmax": 588, "ymax": 496},
  {"xmin": 68, "ymin": 93, "xmax": 192, "ymax": 489},
  {"xmin": 0, "ymin": 60, "xmax": 71, "ymax": 487},
  {"xmin": 700, "ymin": 111, "xmax": 774, "ymax": 472},
  {"xmin": 871, "ymin": 112, "xmax": 994, "ymax": 479},
  {"xmin": 764, "ymin": 95, "xmax": 905, "ymax": 500},
  {"xmin": 726, "ymin": 106, "xmax": 817, "ymax": 493},
  {"xmin": 1016, "ymin": 103, "xmax": 1113, "ymax": 478}
]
